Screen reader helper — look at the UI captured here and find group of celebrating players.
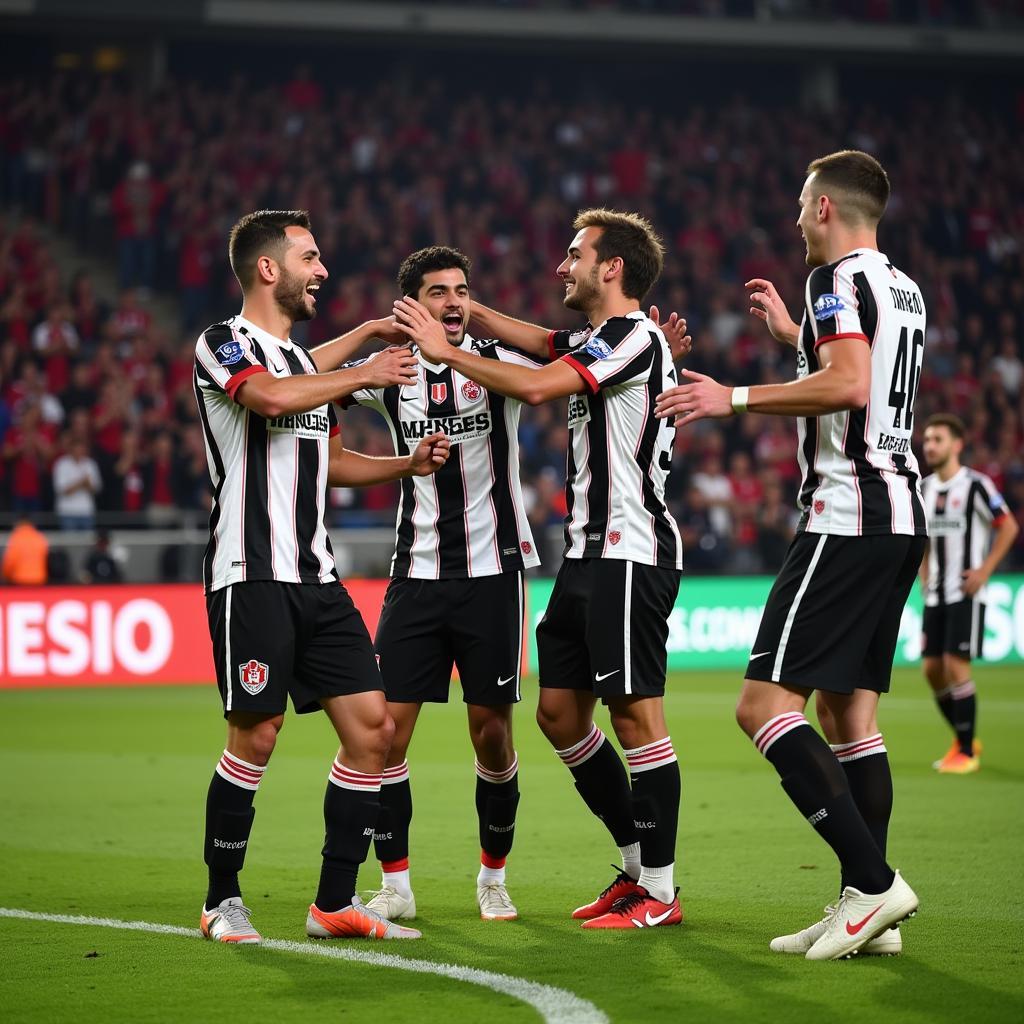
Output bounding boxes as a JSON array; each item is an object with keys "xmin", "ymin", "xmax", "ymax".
[{"xmin": 191, "ymin": 147, "xmax": 1016, "ymax": 961}]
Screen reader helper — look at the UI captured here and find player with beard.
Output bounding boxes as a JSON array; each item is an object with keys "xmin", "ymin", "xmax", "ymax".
[
  {"xmin": 392, "ymin": 210, "xmax": 687, "ymax": 932},
  {"xmin": 655, "ymin": 151, "xmax": 927, "ymax": 959},
  {"xmin": 919, "ymin": 413, "xmax": 1017, "ymax": 773},
  {"xmin": 194, "ymin": 210, "xmax": 450, "ymax": 944}
]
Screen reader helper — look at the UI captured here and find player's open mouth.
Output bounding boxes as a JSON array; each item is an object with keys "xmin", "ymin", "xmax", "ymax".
[
  {"xmin": 442, "ymin": 313, "xmax": 463, "ymax": 335},
  {"xmin": 306, "ymin": 283, "xmax": 320, "ymax": 302}
]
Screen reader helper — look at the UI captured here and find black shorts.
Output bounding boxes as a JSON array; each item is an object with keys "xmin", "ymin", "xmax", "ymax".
[
  {"xmin": 375, "ymin": 572, "xmax": 525, "ymax": 705},
  {"xmin": 206, "ymin": 581, "xmax": 382, "ymax": 718},
  {"xmin": 537, "ymin": 558, "xmax": 681, "ymax": 699},
  {"xmin": 922, "ymin": 601, "xmax": 985, "ymax": 661},
  {"xmin": 745, "ymin": 532, "xmax": 926, "ymax": 695}
]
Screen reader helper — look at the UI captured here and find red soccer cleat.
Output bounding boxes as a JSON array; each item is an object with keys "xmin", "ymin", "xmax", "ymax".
[
  {"xmin": 581, "ymin": 887, "xmax": 684, "ymax": 930},
  {"xmin": 571, "ymin": 867, "xmax": 643, "ymax": 920}
]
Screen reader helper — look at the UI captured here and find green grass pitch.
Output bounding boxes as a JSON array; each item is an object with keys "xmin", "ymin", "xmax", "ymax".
[{"xmin": 2, "ymin": 667, "xmax": 1023, "ymax": 1024}]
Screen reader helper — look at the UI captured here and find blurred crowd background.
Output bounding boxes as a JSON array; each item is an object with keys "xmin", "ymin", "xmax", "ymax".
[{"xmin": 1, "ymin": 9, "xmax": 1022, "ymax": 579}]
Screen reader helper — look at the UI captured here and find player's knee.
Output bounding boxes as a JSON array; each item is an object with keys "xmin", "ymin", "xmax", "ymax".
[
  {"xmin": 472, "ymin": 714, "xmax": 512, "ymax": 760},
  {"xmin": 242, "ymin": 717, "xmax": 283, "ymax": 764},
  {"xmin": 535, "ymin": 701, "xmax": 562, "ymax": 744},
  {"xmin": 375, "ymin": 711, "xmax": 397, "ymax": 758},
  {"xmin": 734, "ymin": 695, "xmax": 760, "ymax": 739}
]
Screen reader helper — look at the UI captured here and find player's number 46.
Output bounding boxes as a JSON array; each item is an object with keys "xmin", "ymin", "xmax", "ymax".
[{"xmin": 888, "ymin": 326, "xmax": 924, "ymax": 430}]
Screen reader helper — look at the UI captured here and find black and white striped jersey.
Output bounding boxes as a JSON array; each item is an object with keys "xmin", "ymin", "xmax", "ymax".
[
  {"xmin": 194, "ymin": 315, "xmax": 340, "ymax": 593},
  {"xmin": 796, "ymin": 248, "xmax": 928, "ymax": 537},
  {"xmin": 549, "ymin": 311, "xmax": 682, "ymax": 570},
  {"xmin": 922, "ymin": 466, "xmax": 1009, "ymax": 606},
  {"xmin": 345, "ymin": 334, "xmax": 541, "ymax": 579}
]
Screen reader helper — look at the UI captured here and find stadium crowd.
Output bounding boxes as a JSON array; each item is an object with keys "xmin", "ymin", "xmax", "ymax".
[{"xmin": 1, "ymin": 65, "xmax": 1023, "ymax": 573}]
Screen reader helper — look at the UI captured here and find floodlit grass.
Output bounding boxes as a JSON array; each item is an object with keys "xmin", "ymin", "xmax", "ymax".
[{"xmin": 2, "ymin": 668, "xmax": 1022, "ymax": 1023}]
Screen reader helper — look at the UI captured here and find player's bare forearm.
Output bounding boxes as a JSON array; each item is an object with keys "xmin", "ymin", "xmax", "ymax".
[
  {"xmin": 980, "ymin": 515, "xmax": 1020, "ymax": 577},
  {"xmin": 310, "ymin": 320, "xmax": 385, "ymax": 373},
  {"xmin": 469, "ymin": 300, "xmax": 551, "ymax": 357},
  {"xmin": 327, "ymin": 432, "xmax": 449, "ymax": 486},
  {"xmin": 919, "ymin": 541, "xmax": 930, "ymax": 588}
]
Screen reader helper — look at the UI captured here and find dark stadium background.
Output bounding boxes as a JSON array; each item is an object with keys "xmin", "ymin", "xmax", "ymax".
[{"xmin": 1, "ymin": 0, "xmax": 1022, "ymax": 586}]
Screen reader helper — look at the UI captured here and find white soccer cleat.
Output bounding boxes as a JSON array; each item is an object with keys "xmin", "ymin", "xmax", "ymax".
[
  {"xmin": 477, "ymin": 882, "xmax": 518, "ymax": 921},
  {"xmin": 365, "ymin": 884, "xmax": 417, "ymax": 920},
  {"xmin": 200, "ymin": 897, "xmax": 261, "ymax": 944},
  {"xmin": 771, "ymin": 904, "xmax": 902, "ymax": 956},
  {"xmin": 805, "ymin": 870, "xmax": 918, "ymax": 961}
]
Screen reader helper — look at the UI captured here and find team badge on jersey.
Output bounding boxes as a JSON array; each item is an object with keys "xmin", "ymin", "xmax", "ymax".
[
  {"xmin": 813, "ymin": 293, "xmax": 846, "ymax": 320},
  {"xmin": 521, "ymin": 541, "xmax": 532, "ymax": 555},
  {"xmin": 216, "ymin": 340, "xmax": 245, "ymax": 365},
  {"xmin": 462, "ymin": 380, "xmax": 482, "ymax": 401},
  {"xmin": 238, "ymin": 659, "xmax": 269, "ymax": 695},
  {"xmin": 430, "ymin": 383, "xmax": 448, "ymax": 404},
  {"xmin": 583, "ymin": 337, "xmax": 613, "ymax": 359},
  {"xmin": 608, "ymin": 530, "xmax": 622, "ymax": 546},
  {"xmin": 813, "ymin": 499, "xmax": 825, "ymax": 515}
]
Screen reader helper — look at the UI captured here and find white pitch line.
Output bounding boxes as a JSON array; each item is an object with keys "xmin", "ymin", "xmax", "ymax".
[{"xmin": 0, "ymin": 908, "xmax": 608, "ymax": 1024}]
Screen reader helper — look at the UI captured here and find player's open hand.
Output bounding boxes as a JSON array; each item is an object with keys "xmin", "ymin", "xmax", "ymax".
[
  {"xmin": 393, "ymin": 296, "xmax": 449, "ymax": 363},
  {"xmin": 655, "ymin": 369, "xmax": 734, "ymax": 424},
  {"xmin": 746, "ymin": 278, "xmax": 800, "ymax": 347},
  {"xmin": 369, "ymin": 315, "xmax": 409, "ymax": 346},
  {"xmin": 410, "ymin": 431, "xmax": 451, "ymax": 476},
  {"xmin": 650, "ymin": 305, "xmax": 692, "ymax": 362},
  {"xmin": 363, "ymin": 345, "xmax": 418, "ymax": 388}
]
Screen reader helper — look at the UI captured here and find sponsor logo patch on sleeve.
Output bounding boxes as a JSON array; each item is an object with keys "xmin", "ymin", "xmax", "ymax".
[
  {"xmin": 215, "ymin": 340, "xmax": 246, "ymax": 366},
  {"xmin": 813, "ymin": 293, "xmax": 845, "ymax": 321},
  {"xmin": 582, "ymin": 337, "xmax": 613, "ymax": 359}
]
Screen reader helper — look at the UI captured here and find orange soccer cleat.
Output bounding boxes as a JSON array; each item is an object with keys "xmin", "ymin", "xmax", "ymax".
[
  {"xmin": 936, "ymin": 750, "xmax": 981, "ymax": 774},
  {"xmin": 306, "ymin": 896, "xmax": 422, "ymax": 939},
  {"xmin": 932, "ymin": 737, "xmax": 982, "ymax": 770},
  {"xmin": 571, "ymin": 867, "xmax": 644, "ymax": 920},
  {"xmin": 580, "ymin": 887, "xmax": 684, "ymax": 930}
]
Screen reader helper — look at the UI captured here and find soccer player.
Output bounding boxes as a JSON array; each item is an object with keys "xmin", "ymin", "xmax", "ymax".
[
  {"xmin": 393, "ymin": 210, "xmax": 686, "ymax": 931},
  {"xmin": 194, "ymin": 210, "xmax": 450, "ymax": 944},
  {"xmin": 655, "ymin": 151, "xmax": 926, "ymax": 959},
  {"xmin": 920, "ymin": 413, "xmax": 1018, "ymax": 773},
  {"xmin": 311, "ymin": 245, "xmax": 543, "ymax": 923}
]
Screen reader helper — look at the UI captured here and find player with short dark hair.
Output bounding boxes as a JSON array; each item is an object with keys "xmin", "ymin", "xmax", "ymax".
[
  {"xmin": 920, "ymin": 413, "xmax": 1018, "ymax": 773},
  {"xmin": 392, "ymin": 209, "xmax": 689, "ymax": 931},
  {"xmin": 312, "ymin": 244, "xmax": 544, "ymax": 924},
  {"xmin": 194, "ymin": 209, "xmax": 450, "ymax": 944},
  {"xmin": 656, "ymin": 149, "xmax": 926, "ymax": 959}
]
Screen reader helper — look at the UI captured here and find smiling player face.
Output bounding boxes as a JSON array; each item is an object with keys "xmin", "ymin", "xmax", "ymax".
[
  {"xmin": 556, "ymin": 226, "xmax": 603, "ymax": 314},
  {"xmin": 416, "ymin": 268, "xmax": 470, "ymax": 345},
  {"xmin": 274, "ymin": 225, "xmax": 328, "ymax": 323}
]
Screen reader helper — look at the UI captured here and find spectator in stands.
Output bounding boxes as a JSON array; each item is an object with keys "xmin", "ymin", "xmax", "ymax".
[
  {"xmin": 3, "ymin": 402, "xmax": 55, "ymax": 512},
  {"xmin": 52, "ymin": 435, "xmax": 102, "ymax": 530},
  {"xmin": 1, "ymin": 516, "xmax": 48, "ymax": 585},
  {"xmin": 81, "ymin": 528, "xmax": 123, "ymax": 583},
  {"xmin": 111, "ymin": 162, "xmax": 167, "ymax": 291}
]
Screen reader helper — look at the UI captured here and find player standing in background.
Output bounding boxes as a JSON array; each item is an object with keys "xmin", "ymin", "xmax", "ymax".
[
  {"xmin": 394, "ymin": 210, "xmax": 688, "ymax": 931},
  {"xmin": 656, "ymin": 151, "xmax": 927, "ymax": 959},
  {"xmin": 920, "ymin": 413, "xmax": 1018, "ymax": 774},
  {"xmin": 194, "ymin": 210, "xmax": 449, "ymax": 944},
  {"xmin": 313, "ymin": 245, "xmax": 544, "ymax": 924}
]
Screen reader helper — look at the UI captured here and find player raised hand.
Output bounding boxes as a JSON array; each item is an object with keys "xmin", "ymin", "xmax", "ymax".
[
  {"xmin": 650, "ymin": 305, "xmax": 692, "ymax": 361},
  {"xmin": 362, "ymin": 344, "xmax": 419, "ymax": 388},
  {"xmin": 393, "ymin": 296, "xmax": 450, "ymax": 363},
  {"xmin": 409, "ymin": 431, "xmax": 451, "ymax": 476},
  {"xmin": 655, "ymin": 368, "xmax": 734, "ymax": 425},
  {"xmin": 746, "ymin": 278, "xmax": 800, "ymax": 347}
]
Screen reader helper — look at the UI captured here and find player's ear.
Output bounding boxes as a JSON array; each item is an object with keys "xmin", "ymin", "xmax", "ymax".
[
  {"xmin": 603, "ymin": 256, "xmax": 624, "ymax": 283},
  {"xmin": 256, "ymin": 255, "xmax": 278, "ymax": 285}
]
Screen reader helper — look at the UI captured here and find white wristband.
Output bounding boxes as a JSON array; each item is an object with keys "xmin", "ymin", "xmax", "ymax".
[{"xmin": 731, "ymin": 386, "xmax": 749, "ymax": 414}]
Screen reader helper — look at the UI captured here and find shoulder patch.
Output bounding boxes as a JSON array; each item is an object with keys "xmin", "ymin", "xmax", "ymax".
[
  {"xmin": 813, "ymin": 293, "xmax": 846, "ymax": 321},
  {"xmin": 583, "ymin": 337, "xmax": 613, "ymax": 360},
  {"xmin": 215, "ymin": 339, "xmax": 246, "ymax": 366}
]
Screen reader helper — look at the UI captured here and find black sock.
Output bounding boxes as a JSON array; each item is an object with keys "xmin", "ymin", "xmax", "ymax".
[
  {"xmin": 475, "ymin": 756, "xmax": 520, "ymax": 862},
  {"xmin": 374, "ymin": 762, "xmax": 412, "ymax": 865},
  {"xmin": 831, "ymin": 736, "xmax": 892, "ymax": 893},
  {"xmin": 625, "ymin": 739, "xmax": 680, "ymax": 871},
  {"xmin": 555, "ymin": 725, "xmax": 637, "ymax": 848},
  {"xmin": 754, "ymin": 713, "xmax": 894, "ymax": 894},
  {"xmin": 951, "ymin": 681, "xmax": 977, "ymax": 756},
  {"xmin": 935, "ymin": 687, "xmax": 958, "ymax": 731},
  {"xmin": 204, "ymin": 751, "xmax": 264, "ymax": 909},
  {"xmin": 315, "ymin": 759, "xmax": 382, "ymax": 913}
]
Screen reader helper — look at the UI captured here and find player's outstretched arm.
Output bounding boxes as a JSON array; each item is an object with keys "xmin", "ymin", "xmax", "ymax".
[
  {"xmin": 326, "ymin": 431, "xmax": 450, "ymax": 487},
  {"xmin": 310, "ymin": 317, "xmax": 408, "ymax": 373},
  {"xmin": 962, "ymin": 511, "xmax": 1020, "ymax": 596},
  {"xmin": 655, "ymin": 337, "xmax": 870, "ymax": 425},
  {"xmin": 236, "ymin": 347, "xmax": 418, "ymax": 418},
  {"xmin": 394, "ymin": 297, "xmax": 584, "ymax": 405},
  {"xmin": 469, "ymin": 300, "xmax": 551, "ymax": 357},
  {"xmin": 747, "ymin": 278, "xmax": 800, "ymax": 348}
]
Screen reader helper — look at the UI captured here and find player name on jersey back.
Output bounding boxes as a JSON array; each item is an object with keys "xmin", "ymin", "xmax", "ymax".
[
  {"xmin": 796, "ymin": 248, "xmax": 928, "ymax": 537},
  {"xmin": 347, "ymin": 334, "xmax": 541, "ymax": 580}
]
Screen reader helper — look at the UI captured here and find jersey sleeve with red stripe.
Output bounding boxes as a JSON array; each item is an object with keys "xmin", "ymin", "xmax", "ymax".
[
  {"xmin": 805, "ymin": 260, "xmax": 870, "ymax": 350},
  {"xmin": 195, "ymin": 323, "xmax": 267, "ymax": 400},
  {"xmin": 547, "ymin": 326, "xmax": 592, "ymax": 359},
  {"xmin": 560, "ymin": 316, "xmax": 655, "ymax": 394},
  {"xmin": 974, "ymin": 470, "xmax": 1010, "ymax": 525}
]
